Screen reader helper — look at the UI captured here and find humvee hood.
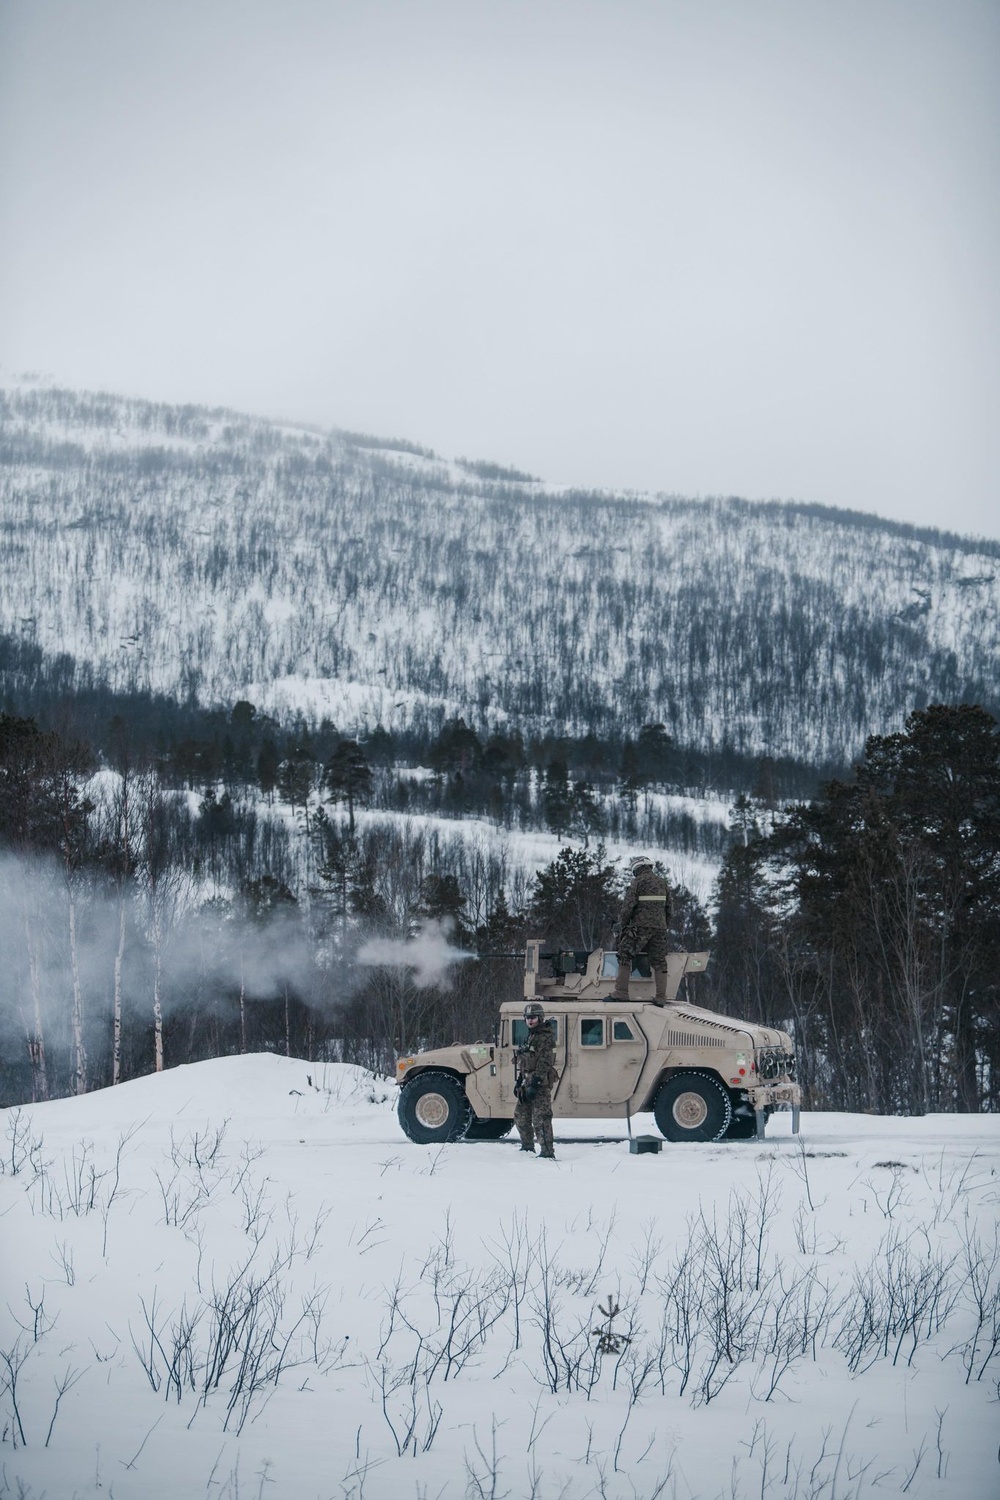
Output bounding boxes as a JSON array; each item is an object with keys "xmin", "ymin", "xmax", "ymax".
[{"xmin": 669, "ymin": 1004, "xmax": 792, "ymax": 1050}]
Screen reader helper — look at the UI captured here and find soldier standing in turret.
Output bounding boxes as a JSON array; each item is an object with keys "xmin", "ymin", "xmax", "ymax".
[
  {"xmin": 514, "ymin": 1002, "xmax": 557, "ymax": 1158},
  {"xmin": 613, "ymin": 854, "xmax": 672, "ymax": 1003}
]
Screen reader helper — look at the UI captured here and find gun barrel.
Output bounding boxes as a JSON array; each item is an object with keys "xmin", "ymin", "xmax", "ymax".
[{"xmin": 475, "ymin": 952, "xmax": 572, "ymax": 961}]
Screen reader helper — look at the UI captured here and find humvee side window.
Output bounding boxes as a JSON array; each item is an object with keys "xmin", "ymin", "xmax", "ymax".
[
  {"xmin": 512, "ymin": 1018, "xmax": 560, "ymax": 1047},
  {"xmin": 600, "ymin": 953, "xmax": 650, "ymax": 978},
  {"xmin": 580, "ymin": 1018, "xmax": 604, "ymax": 1047},
  {"xmin": 612, "ymin": 1020, "xmax": 635, "ymax": 1041}
]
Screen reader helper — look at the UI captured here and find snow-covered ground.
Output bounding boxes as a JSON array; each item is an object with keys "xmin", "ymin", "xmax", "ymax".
[{"xmin": 2, "ymin": 1057, "xmax": 997, "ymax": 1499}]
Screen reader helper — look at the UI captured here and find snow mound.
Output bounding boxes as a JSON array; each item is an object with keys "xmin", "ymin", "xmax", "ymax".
[{"xmin": 16, "ymin": 1053, "xmax": 394, "ymax": 1136}]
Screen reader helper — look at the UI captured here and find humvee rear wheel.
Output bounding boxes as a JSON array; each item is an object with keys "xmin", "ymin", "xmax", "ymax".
[
  {"xmin": 654, "ymin": 1074, "xmax": 732, "ymax": 1143},
  {"xmin": 398, "ymin": 1072, "xmax": 472, "ymax": 1144},
  {"xmin": 463, "ymin": 1118, "xmax": 514, "ymax": 1141}
]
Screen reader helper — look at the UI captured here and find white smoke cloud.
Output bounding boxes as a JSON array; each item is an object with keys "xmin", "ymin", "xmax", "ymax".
[
  {"xmin": 355, "ymin": 920, "xmax": 476, "ymax": 989},
  {"xmin": 0, "ymin": 849, "xmax": 317, "ymax": 1037}
]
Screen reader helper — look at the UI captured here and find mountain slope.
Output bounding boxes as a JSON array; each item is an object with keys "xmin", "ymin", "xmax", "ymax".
[{"xmin": 2, "ymin": 381, "xmax": 997, "ymax": 765}]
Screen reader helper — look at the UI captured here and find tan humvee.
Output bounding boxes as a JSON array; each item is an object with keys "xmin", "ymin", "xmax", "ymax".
[{"xmin": 395, "ymin": 940, "xmax": 801, "ymax": 1145}]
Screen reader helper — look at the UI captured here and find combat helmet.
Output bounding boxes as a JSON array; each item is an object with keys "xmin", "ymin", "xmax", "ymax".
[
  {"xmin": 629, "ymin": 854, "xmax": 654, "ymax": 873},
  {"xmin": 523, "ymin": 1001, "xmax": 545, "ymax": 1022}
]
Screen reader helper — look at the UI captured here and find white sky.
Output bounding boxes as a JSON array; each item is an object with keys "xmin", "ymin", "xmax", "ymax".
[{"xmin": 2, "ymin": 0, "xmax": 998, "ymax": 537}]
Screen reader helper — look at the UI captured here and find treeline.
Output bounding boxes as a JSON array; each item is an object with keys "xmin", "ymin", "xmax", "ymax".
[
  {"xmin": 711, "ymin": 705, "xmax": 1000, "ymax": 1115},
  {"xmin": 0, "ymin": 707, "xmax": 706, "ymax": 1104},
  {"xmin": 1, "ymin": 645, "xmax": 827, "ymax": 854},
  {"xmin": 1, "ymin": 700, "xmax": 997, "ymax": 1115}
]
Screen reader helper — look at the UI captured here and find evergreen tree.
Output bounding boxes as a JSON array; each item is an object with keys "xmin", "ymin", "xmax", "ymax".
[
  {"xmin": 530, "ymin": 845, "xmax": 620, "ymax": 950},
  {"xmin": 570, "ymin": 779, "xmax": 603, "ymax": 844},
  {"xmin": 481, "ymin": 731, "xmax": 524, "ymax": 780},
  {"xmin": 429, "ymin": 718, "xmax": 481, "ymax": 775},
  {"xmin": 621, "ymin": 722, "xmax": 674, "ymax": 792},
  {"xmin": 475, "ymin": 889, "xmax": 524, "ymax": 953},
  {"xmin": 0, "ymin": 713, "xmax": 84, "ymax": 853},
  {"xmin": 771, "ymin": 703, "xmax": 1000, "ymax": 1112},
  {"xmin": 257, "ymin": 737, "xmax": 280, "ymax": 801},
  {"xmin": 278, "ymin": 745, "xmax": 316, "ymax": 813},
  {"xmin": 416, "ymin": 873, "xmax": 470, "ymax": 944},
  {"xmin": 712, "ymin": 834, "xmax": 783, "ymax": 1025},
  {"xmin": 323, "ymin": 740, "xmax": 373, "ymax": 834},
  {"xmin": 541, "ymin": 759, "xmax": 575, "ymax": 836}
]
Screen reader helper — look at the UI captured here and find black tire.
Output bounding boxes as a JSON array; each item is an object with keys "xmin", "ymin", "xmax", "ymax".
[
  {"xmin": 724, "ymin": 1104, "xmax": 759, "ymax": 1141},
  {"xmin": 398, "ymin": 1072, "xmax": 472, "ymax": 1144},
  {"xmin": 725, "ymin": 1102, "xmax": 773, "ymax": 1141},
  {"xmin": 653, "ymin": 1073, "xmax": 733, "ymax": 1143},
  {"xmin": 463, "ymin": 1118, "xmax": 515, "ymax": 1141}
]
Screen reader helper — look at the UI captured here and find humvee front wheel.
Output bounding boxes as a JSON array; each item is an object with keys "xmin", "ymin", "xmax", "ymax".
[
  {"xmin": 398, "ymin": 1072, "xmax": 472, "ymax": 1144},
  {"xmin": 654, "ymin": 1074, "xmax": 732, "ymax": 1143},
  {"xmin": 724, "ymin": 1103, "xmax": 759, "ymax": 1140}
]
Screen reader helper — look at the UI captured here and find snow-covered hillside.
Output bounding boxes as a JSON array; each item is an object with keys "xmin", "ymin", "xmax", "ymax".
[
  {"xmin": 2, "ymin": 381, "xmax": 998, "ymax": 766},
  {"xmin": 2, "ymin": 1057, "xmax": 998, "ymax": 1499}
]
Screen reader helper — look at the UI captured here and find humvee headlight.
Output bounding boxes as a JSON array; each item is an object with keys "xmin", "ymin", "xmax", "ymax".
[{"xmin": 396, "ymin": 1057, "xmax": 414, "ymax": 1078}]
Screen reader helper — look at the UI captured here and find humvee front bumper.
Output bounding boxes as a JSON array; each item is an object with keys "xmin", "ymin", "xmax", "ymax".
[
  {"xmin": 745, "ymin": 1080, "xmax": 802, "ymax": 1137},
  {"xmin": 746, "ymin": 1081, "xmax": 801, "ymax": 1109}
]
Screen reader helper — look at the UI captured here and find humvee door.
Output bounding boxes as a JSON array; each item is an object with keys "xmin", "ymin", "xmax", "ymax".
[{"xmin": 566, "ymin": 1011, "xmax": 648, "ymax": 1107}]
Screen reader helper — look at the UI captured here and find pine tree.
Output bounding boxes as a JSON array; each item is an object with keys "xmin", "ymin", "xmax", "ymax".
[
  {"xmin": 541, "ymin": 759, "xmax": 575, "ymax": 836},
  {"xmin": 323, "ymin": 740, "xmax": 373, "ymax": 834},
  {"xmin": 428, "ymin": 718, "xmax": 481, "ymax": 774},
  {"xmin": 278, "ymin": 746, "xmax": 316, "ymax": 813},
  {"xmin": 417, "ymin": 873, "xmax": 470, "ymax": 945},
  {"xmin": 530, "ymin": 845, "xmax": 620, "ymax": 950},
  {"xmin": 475, "ymin": 889, "xmax": 523, "ymax": 953},
  {"xmin": 621, "ymin": 723, "xmax": 674, "ymax": 792},
  {"xmin": 770, "ymin": 703, "xmax": 1000, "ymax": 1112},
  {"xmin": 257, "ymin": 737, "xmax": 280, "ymax": 801}
]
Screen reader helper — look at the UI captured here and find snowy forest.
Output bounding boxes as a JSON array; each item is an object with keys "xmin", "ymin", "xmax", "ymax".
[
  {"xmin": 1, "ymin": 383, "xmax": 998, "ymax": 1117},
  {"xmin": 2, "ymin": 686, "xmax": 997, "ymax": 1118},
  {"xmin": 2, "ymin": 383, "xmax": 998, "ymax": 764}
]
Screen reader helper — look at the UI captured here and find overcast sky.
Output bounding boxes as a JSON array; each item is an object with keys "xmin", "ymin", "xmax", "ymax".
[{"xmin": 2, "ymin": 0, "xmax": 998, "ymax": 537}]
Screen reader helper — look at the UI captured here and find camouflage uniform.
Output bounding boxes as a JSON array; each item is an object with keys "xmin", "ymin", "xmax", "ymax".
[
  {"xmin": 614, "ymin": 866, "xmax": 671, "ymax": 1000},
  {"xmin": 514, "ymin": 1021, "xmax": 557, "ymax": 1156}
]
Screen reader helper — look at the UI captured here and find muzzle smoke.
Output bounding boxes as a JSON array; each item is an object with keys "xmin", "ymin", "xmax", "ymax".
[{"xmin": 355, "ymin": 921, "xmax": 477, "ymax": 988}]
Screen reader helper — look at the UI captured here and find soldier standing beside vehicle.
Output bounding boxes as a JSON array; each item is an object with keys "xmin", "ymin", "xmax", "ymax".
[
  {"xmin": 514, "ymin": 1002, "xmax": 557, "ymax": 1158},
  {"xmin": 613, "ymin": 855, "xmax": 672, "ymax": 1003}
]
